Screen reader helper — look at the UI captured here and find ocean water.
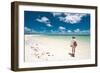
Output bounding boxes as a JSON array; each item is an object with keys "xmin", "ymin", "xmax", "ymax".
[{"xmin": 36, "ymin": 35, "xmax": 90, "ymax": 42}]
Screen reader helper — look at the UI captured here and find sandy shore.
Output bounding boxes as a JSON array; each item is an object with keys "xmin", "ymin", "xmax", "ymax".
[{"xmin": 24, "ymin": 35, "xmax": 90, "ymax": 62}]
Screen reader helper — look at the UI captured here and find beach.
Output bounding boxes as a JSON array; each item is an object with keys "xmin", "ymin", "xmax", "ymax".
[{"xmin": 24, "ymin": 34, "xmax": 90, "ymax": 62}]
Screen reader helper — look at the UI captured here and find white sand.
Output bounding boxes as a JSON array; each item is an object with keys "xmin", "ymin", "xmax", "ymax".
[{"xmin": 25, "ymin": 35, "xmax": 90, "ymax": 62}]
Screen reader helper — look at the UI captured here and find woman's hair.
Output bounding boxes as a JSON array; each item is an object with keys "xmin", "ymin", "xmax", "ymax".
[{"xmin": 72, "ymin": 36, "xmax": 76, "ymax": 39}]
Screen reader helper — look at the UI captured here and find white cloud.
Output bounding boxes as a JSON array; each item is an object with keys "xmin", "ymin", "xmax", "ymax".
[
  {"xmin": 58, "ymin": 26, "xmax": 66, "ymax": 34},
  {"xmin": 59, "ymin": 26, "xmax": 66, "ymax": 30},
  {"xmin": 50, "ymin": 30, "xmax": 58, "ymax": 34},
  {"xmin": 36, "ymin": 16, "xmax": 52, "ymax": 27},
  {"xmin": 74, "ymin": 29, "xmax": 90, "ymax": 35},
  {"xmin": 64, "ymin": 13, "xmax": 87, "ymax": 24},
  {"xmin": 81, "ymin": 30, "xmax": 90, "ymax": 34},
  {"xmin": 58, "ymin": 17, "xmax": 65, "ymax": 21},
  {"xmin": 24, "ymin": 26, "xmax": 37, "ymax": 33},
  {"xmin": 47, "ymin": 23, "xmax": 52, "ymax": 27},
  {"xmin": 74, "ymin": 29, "xmax": 90, "ymax": 33},
  {"xmin": 81, "ymin": 30, "xmax": 90, "ymax": 32},
  {"xmin": 74, "ymin": 28, "xmax": 80, "ymax": 32},
  {"xmin": 67, "ymin": 30, "xmax": 72, "ymax": 33},
  {"xmin": 24, "ymin": 27, "xmax": 31, "ymax": 32},
  {"xmin": 52, "ymin": 12, "xmax": 87, "ymax": 24},
  {"xmin": 36, "ymin": 16, "xmax": 49, "ymax": 23},
  {"xmin": 58, "ymin": 13, "xmax": 87, "ymax": 24}
]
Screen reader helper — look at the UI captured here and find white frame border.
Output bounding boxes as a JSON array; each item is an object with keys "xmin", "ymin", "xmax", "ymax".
[{"xmin": 18, "ymin": 5, "xmax": 96, "ymax": 68}]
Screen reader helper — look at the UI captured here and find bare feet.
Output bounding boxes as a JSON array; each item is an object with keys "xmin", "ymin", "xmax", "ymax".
[{"xmin": 69, "ymin": 53, "xmax": 75, "ymax": 57}]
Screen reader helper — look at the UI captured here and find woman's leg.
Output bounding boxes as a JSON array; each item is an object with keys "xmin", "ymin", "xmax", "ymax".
[
  {"xmin": 72, "ymin": 46, "xmax": 76, "ymax": 57},
  {"xmin": 73, "ymin": 47, "xmax": 75, "ymax": 57},
  {"xmin": 72, "ymin": 47, "xmax": 74, "ymax": 54}
]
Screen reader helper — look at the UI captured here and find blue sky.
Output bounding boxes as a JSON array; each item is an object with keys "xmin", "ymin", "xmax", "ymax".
[{"xmin": 24, "ymin": 11, "xmax": 90, "ymax": 35}]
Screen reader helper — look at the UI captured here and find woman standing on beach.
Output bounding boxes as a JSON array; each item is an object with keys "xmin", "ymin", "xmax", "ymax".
[{"xmin": 69, "ymin": 36, "xmax": 77, "ymax": 57}]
